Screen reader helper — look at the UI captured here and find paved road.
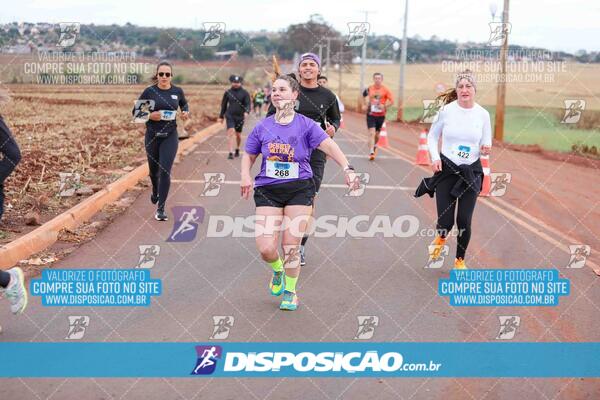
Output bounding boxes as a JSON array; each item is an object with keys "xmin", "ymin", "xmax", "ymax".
[{"xmin": 2, "ymin": 112, "xmax": 599, "ymax": 399}]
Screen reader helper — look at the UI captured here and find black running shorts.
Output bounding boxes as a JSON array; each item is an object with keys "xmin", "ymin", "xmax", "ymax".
[
  {"xmin": 226, "ymin": 116, "xmax": 244, "ymax": 133},
  {"xmin": 254, "ymin": 179, "xmax": 316, "ymax": 208},
  {"xmin": 366, "ymin": 114, "xmax": 385, "ymax": 131}
]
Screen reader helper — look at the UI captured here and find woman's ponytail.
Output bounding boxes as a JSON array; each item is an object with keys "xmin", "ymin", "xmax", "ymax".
[{"xmin": 436, "ymin": 87, "xmax": 457, "ymax": 106}]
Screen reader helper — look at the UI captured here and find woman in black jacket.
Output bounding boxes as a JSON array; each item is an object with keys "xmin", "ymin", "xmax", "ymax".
[
  {"xmin": 134, "ymin": 61, "xmax": 189, "ymax": 221},
  {"xmin": 0, "ymin": 88, "xmax": 21, "ymax": 224},
  {"xmin": 0, "ymin": 87, "xmax": 27, "ymax": 316}
]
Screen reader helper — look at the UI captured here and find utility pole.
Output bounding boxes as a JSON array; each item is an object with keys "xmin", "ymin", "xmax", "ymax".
[
  {"xmin": 323, "ymin": 36, "xmax": 341, "ymax": 95},
  {"xmin": 358, "ymin": 11, "xmax": 373, "ymax": 110},
  {"xmin": 318, "ymin": 44, "xmax": 323, "ymax": 69},
  {"xmin": 326, "ymin": 37, "xmax": 331, "ymax": 73},
  {"xmin": 338, "ymin": 40, "xmax": 343, "ymax": 98},
  {"xmin": 359, "ymin": 11, "xmax": 369, "ymax": 93},
  {"xmin": 494, "ymin": 0, "xmax": 510, "ymax": 141},
  {"xmin": 396, "ymin": 0, "xmax": 409, "ymax": 121}
]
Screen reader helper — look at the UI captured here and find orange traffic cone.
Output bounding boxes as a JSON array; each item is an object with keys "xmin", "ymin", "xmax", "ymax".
[
  {"xmin": 416, "ymin": 129, "xmax": 430, "ymax": 165},
  {"xmin": 377, "ymin": 121, "xmax": 389, "ymax": 148},
  {"xmin": 479, "ymin": 154, "xmax": 491, "ymax": 196}
]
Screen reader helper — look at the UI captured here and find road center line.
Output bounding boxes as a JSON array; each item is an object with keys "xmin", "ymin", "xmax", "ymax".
[
  {"xmin": 171, "ymin": 179, "xmax": 412, "ymax": 191},
  {"xmin": 192, "ymin": 150, "xmax": 399, "ymax": 159}
]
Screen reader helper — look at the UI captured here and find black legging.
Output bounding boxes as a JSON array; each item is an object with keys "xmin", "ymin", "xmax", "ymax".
[
  {"xmin": 145, "ymin": 130, "xmax": 178, "ymax": 208},
  {"xmin": 0, "ymin": 270, "xmax": 10, "ymax": 287},
  {"xmin": 435, "ymin": 173, "xmax": 478, "ymax": 259},
  {"xmin": 1, "ymin": 118, "xmax": 22, "ymax": 218}
]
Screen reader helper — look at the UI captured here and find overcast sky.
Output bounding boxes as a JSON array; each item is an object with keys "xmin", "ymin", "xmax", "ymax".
[{"xmin": 3, "ymin": 0, "xmax": 599, "ymax": 53}]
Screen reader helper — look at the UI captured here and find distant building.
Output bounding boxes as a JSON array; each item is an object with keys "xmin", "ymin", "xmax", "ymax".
[
  {"xmin": 2, "ymin": 44, "xmax": 32, "ymax": 54},
  {"xmin": 352, "ymin": 57, "xmax": 394, "ymax": 65},
  {"xmin": 214, "ymin": 50, "xmax": 237, "ymax": 61}
]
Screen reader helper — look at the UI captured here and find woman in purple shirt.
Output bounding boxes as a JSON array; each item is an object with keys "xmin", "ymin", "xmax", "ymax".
[{"xmin": 241, "ymin": 75, "xmax": 354, "ymax": 311}]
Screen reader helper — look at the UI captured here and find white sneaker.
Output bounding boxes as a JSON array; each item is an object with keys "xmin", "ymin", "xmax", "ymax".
[{"xmin": 0, "ymin": 267, "xmax": 28, "ymax": 314}]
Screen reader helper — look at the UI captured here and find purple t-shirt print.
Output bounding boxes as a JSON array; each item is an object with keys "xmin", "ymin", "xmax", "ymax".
[{"xmin": 245, "ymin": 113, "xmax": 329, "ymax": 187}]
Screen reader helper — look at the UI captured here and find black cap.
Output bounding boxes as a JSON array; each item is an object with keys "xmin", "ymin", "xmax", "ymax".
[{"xmin": 229, "ymin": 75, "xmax": 243, "ymax": 83}]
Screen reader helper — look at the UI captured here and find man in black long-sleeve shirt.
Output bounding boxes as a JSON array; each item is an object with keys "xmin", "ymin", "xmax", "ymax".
[
  {"xmin": 219, "ymin": 75, "xmax": 251, "ymax": 159},
  {"xmin": 266, "ymin": 53, "xmax": 341, "ymax": 266}
]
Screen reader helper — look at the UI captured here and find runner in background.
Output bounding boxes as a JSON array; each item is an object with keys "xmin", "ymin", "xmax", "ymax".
[
  {"xmin": 0, "ymin": 88, "xmax": 21, "ymax": 224},
  {"xmin": 134, "ymin": 61, "xmax": 189, "ymax": 221},
  {"xmin": 362, "ymin": 72, "xmax": 393, "ymax": 161},
  {"xmin": 318, "ymin": 75, "xmax": 345, "ymax": 117},
  {"xmin": 252, "ymin": 87, "xmax": 265, "ymax": 117},
  {"xmin": 262, "ymin": 85, "xmax": 271, "ymax": 115},
  {"xmin": 0, "ymin": 87, "xmax": 26, "ymax": 319},
  {"xmin": 218, "ymin": 75, "xmax": 251, "ymax": 159}
]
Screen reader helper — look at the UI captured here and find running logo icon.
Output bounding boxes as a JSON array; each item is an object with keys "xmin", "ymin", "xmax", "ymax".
[
  {"xmin": 57, "ymin": 23, "xmax": 80, "ymax": 47},
  {"xmin": 137, "ymin": 245, "xmax": 160, "ymax": 268},
  {"xmin": 566, "ymin": 244, "xmax": 591, "ymax": 269},
  {"xmin": 421, "ymin": 100, "xmax": 442, "ymax": 123},
  {"xmin": 132, "ymin": 100, "xmax": 155, "ymax": 123},
  {"xmin": 496, "ymin": 315, "xmax": 520, "ymax": 340},
  {"xmin": 210, "ymin": 316, "xmax": 234, "ymax": 340},
  {"xmin": 345, "ymin": 172, "xmax": 370, "ymax": 197},
  {"xmin": 487, "ymin": 22, "xmax": 511, "ymax": 46},
  {"xmin": 191, "ymin": 345, "xmax": 222, "ymax": 375},
  {"xmin": 426, "ymin": 245, "xmax": 449, "ymax": 269},
  {"xmin": 561, "ymin": 100, "xmax": 586, "ymax": 124},
  {"xmin": 354, "ymin": 315, "xmax": 379, "ymax": 340},
  {"xmin": 58, "ymin": 172, "xmax": 81, "ymax": 197},
  {"xmin": 201, "ymin": 22, "xmax": 225, "ymax": 47},
  {"xmin": 489, "ymin": 173, "xmax": 511, "ymax": 197},
  {"xmin": 283, "ymin": 245, "xmax": 301, "ymax": 270},
  {"xmin": 201, "ymin": 173, "xmax": 225, "ymax": 197},
  {"xmin": 346, "ymin": 22, "xmax": 370, "ymax": 47},
  {"xmin": 167, "ymin": 206, "xmax": 205, "ymax": 242},
  {"xmin": 65, "ymin": 316, "xmax": 90, "ymax": 340},
  {"xmin": 275, "ymin": 100, "xmax": 299, "ymax": 122}
]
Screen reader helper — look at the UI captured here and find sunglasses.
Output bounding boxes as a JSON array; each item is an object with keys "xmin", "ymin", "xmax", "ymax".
[{"xmin": 158, "ymin": 72, "xmax": 171, "ymax": 77}]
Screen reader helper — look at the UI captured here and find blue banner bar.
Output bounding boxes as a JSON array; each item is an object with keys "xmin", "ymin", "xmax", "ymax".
[{"xmin": 0, "ymin": 342, "xmax": 598, "ymax": 378}]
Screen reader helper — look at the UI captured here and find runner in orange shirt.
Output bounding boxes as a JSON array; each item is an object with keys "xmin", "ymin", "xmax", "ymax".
[{"xmin": 362, "ymin": 73, "xmax": 393, "ymax": 161}]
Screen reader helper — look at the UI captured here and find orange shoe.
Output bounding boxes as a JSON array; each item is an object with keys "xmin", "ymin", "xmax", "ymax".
[
  {"xmin": 429, "ymin": 235, "xmax": 446, "ymax": 261},
  {"xmin": 369, "ymin": 147, "xmax": 378, "ymax": 161},
  {"xmin": 454, "ymin": 257, "xmax": 468, "ymax": 270}
]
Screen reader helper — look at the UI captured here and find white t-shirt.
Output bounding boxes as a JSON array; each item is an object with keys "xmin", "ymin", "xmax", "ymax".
[{"xmin": 427, "ymin": 100, "xmax": 492, "ymax": 165}]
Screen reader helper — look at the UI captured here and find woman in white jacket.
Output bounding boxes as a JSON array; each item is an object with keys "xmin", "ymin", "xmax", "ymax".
[{"xmin": 426, "ymin": 70, "xmax": 492, "ymax": 270}]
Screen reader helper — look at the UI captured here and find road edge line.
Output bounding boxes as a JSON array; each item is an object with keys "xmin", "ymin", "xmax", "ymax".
[{"xmin": 0, "ymin": 122, "xmax": 223, "ymax": 269}]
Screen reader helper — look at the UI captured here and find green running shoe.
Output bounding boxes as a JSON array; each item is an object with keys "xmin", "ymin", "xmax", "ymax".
[
  {"xmin": 279, "ymin": 290, "xmax": 298, "ymax": 311},
  {"xmin": 269, "ymin": 271, "xmax": 284, "ymax": 296}
]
